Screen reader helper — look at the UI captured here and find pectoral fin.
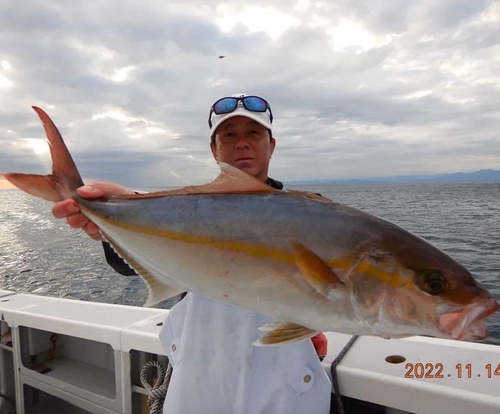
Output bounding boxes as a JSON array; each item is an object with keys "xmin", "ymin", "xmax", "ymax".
[
  {"xmin": 103, "ymin": 232, "xmax": 185, "ymax": 306},
  {"xmin": 292, "ymin": 242, "xmax": 345, "ymax": 299},
  {"xmin": 255, "ymin": 322, "xmax": 318, "ymax": 346}
]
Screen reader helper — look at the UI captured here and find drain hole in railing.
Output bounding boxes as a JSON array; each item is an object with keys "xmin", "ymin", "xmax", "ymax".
[{"xmin": 385, "ymin": 355, "xmax": 406, "ymax": 364}]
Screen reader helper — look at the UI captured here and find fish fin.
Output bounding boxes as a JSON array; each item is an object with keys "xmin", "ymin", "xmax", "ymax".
[
  {"xmin": 115, "ymin": 162, "xmax": 276, "ymax": 199},
  {"xmin": 255, "ymin": 322, "xmax": 318, "ymax": 346},
  {"xmin": 292, "ymin": 242, "xmax": 345, "ymax": 299},
  {"xmin": 286, "ymin": 189, "xmax": 332, "ymax": 203},
  {"xmin": 103, "ymin": 232, "xmax": 185, "ymax": 306},
  {"xmin": 211, "ymin": 162, "xmax": 276, "ymax": 193},
  {"xmin": 1, "ymin": 173, "xmax": 61, "ymax": 202},
  {"xmin": 2, "ymin": 107, "xmax": 84, "ymax": 201}
]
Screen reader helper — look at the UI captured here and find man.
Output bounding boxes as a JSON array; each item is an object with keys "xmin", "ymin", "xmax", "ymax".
[{"xmin": 52, "ymin": 94, "xmax": 332, "ymax": 413}]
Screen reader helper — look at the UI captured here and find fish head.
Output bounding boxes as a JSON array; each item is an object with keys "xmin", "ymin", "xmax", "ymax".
[
  {"xmin": 349, "ymin": 235, "xmax": 499, "ymax": 341},
  {"xmin": 399, "ymin": 265, "xmax": 497, "ymax": 341}
]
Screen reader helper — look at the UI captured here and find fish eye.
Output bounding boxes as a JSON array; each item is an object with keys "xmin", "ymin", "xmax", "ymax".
[
  {"xmin": 426, "ymin": 280, "xmax": 446, "ymax": 294},
  {"xmin": 417, "ymin": 271, "xmax": 448, "ymax": 295}
]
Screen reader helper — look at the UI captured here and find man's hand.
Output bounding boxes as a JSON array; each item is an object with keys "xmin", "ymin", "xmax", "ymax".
[{"xmin": 52, "ymin": 182, "xmax": 134, "ymax": 241}]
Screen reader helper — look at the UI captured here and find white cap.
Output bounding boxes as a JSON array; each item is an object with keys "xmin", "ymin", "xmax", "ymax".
[{"xmin": 209, "ymin": 93, "xmax": 272, "ymax": 136}]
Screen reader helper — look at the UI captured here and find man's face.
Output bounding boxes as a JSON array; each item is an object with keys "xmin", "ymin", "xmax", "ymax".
[{"xmin": 210, "ymin": 116, "xmax": 276, "ymax": 182}]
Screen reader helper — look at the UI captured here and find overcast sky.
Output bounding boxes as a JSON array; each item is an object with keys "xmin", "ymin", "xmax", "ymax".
[{"xmin": 1, "ymin": 1, "xmax": 499, "ymax": 187}]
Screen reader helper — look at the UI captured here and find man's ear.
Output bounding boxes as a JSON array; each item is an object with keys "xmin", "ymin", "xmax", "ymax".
[
  {"xmin": 210, "ymin": 142, "xmax": 218, "ymax": 161},
  {"xmin": 270, "ymin": 137, "xmax": 276, "ymax": 157}
]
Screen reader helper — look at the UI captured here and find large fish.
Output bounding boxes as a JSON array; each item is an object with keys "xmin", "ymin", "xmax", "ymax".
[{"xmin": 2, "ymin": 107, "xmax": 498, "ymax": 345}]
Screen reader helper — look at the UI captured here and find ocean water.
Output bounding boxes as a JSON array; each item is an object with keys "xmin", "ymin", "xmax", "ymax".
[{"xmin": 0, "ymin": 182, "xmax": 499, "ymax": 344}]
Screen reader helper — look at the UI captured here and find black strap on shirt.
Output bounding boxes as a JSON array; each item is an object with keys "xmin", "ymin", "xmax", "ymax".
[
  {"xmin": 103, "ymin": 241, "xmax": 137, "ymax": 276},
  {"xmin": 265, "ymin": 177, "xmax": 284, "ymax": 190}
]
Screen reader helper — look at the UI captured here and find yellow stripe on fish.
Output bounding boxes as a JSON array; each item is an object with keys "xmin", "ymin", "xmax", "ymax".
[
  {"xmin": 85, "ymin": 206, "xmax": 415, "ymax": 293},
  {"xmin": 83, "ymin": 206, "xmax": 296, "ymax": 265}
]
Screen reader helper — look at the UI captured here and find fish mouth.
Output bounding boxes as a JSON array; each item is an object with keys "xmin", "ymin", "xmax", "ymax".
[{"xmin": 438, "ymin": 298, "xmax": 499, "ymax": 341}]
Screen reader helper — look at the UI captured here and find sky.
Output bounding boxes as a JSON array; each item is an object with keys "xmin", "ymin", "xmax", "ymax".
[{"xmin": 1, "ymin": 0, "xmax": 500, "ymax": 187}]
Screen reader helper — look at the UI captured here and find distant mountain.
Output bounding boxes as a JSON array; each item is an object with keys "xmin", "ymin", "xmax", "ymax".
[{"xmin": 286, "ymin": 169, "xmax": 500, "ymax": 185}]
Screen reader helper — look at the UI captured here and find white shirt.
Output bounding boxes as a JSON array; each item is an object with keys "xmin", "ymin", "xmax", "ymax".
[{"xmin": 159, "ymin": 293, "xmax": 332, "ymax": 414}]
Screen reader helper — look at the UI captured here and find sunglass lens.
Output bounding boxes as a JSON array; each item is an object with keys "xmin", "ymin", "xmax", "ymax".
[
  {"xmin": 243, "ymin": 97, "xmax": 267, "ymax": 112},
  {"xmin": 213, "ymin": 98, "xmax": 238, "ymax": 114}
]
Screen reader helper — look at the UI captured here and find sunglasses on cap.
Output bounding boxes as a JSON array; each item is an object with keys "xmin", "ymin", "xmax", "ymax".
[{"xmin": 208, "ymin": 96, "xmax": 273, "ymax": 128}]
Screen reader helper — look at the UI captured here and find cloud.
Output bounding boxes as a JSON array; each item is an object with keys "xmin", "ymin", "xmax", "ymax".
[{"xmin": 1, "ymin": 0, "xmax": 499, "ymax": 186}]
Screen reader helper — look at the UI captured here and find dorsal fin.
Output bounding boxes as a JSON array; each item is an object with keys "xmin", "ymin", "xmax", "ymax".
[
  {"xmin": 211, "ymin": 163, "xmax": 276, "ymax": 193},
  {"xmin": 117, "ymin": 162, "xmax": 277, "ymax": 199}
]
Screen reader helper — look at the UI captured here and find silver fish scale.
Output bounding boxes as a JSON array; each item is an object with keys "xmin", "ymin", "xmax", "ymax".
[{"xmin": 77, "ymin": 193, "xmax": 384, "ymax": 250}]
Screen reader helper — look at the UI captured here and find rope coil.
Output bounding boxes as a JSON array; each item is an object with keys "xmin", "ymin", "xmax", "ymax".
[{"xmin": 140, "ymin": 361, "xmax": 172, "ymax": 414}]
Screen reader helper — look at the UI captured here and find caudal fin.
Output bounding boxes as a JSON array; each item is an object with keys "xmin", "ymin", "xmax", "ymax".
[{"xmin": 1, "ymin": 107, "xmax": 83, "ymax": 202}]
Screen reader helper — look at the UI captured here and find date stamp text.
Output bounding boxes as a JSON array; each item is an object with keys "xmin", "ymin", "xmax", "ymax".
[{"xmin": 404, "ymin": 363, "xmax": 500, "ymax": 379}]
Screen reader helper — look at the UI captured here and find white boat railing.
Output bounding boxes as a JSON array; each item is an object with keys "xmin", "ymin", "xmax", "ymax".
[{"xmin": 0, "ymin": 288, "xmax": 499, "ymax": 414}]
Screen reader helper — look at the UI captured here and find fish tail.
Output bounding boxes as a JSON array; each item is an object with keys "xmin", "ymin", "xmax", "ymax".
[{"xmin": 1, "ymin": 107, "xmax": 84, "ymax": 202}]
